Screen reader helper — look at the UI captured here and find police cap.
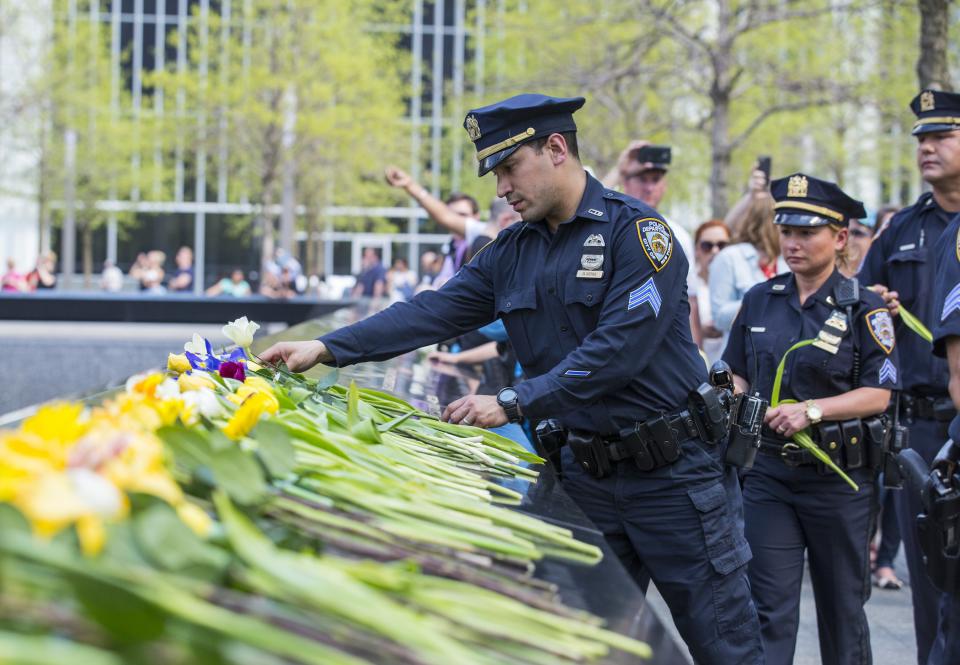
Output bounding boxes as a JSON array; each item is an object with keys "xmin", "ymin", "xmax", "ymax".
[
  {"xmin": 911, "ymin": 89, "xmax": 960, "ymax": 136},
  {"xmin": 771, "ymin": 173, "xmax": 866, "ymax": 228},
  {"xmin": 463, "ymin": 94, "xmax": 585, "ymax": 176}
]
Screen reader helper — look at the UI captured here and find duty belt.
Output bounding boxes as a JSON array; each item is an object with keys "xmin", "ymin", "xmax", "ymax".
[
  {"xmin": 900, "ymin": 394, "xmax": 956, "ymax": 422},
  {"xmin": 759, "ymin": 439, "xmax": 818, "ymax": 467},
  {"xmin": 606, "ymin": 408, "xmax": 703, "ymax": 465}
]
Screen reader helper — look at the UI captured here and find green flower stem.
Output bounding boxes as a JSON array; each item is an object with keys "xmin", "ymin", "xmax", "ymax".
[
  {"xmin": 771, "ymin": 339, "xmax": 860, "ymax": 491},
  {"xmin": 899, "ymin": 305, "xmax": 933, "ymax": 343}
]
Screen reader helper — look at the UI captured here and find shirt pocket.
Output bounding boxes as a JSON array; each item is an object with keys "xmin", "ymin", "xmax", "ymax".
[
  {"xmin": 793, "ymin": 339, "xmax": 855, "ymax": 398},
  {"xmin": 887, "ymin": 248, "xmax": 926, "ymax": 307},
  {"xmin": 495, "ymin": 286, "xmax": 540, "ymax": 366},
  {"xmin": 562, "ymin": 277, "xmax": 608, "ymax": 341},
  {"xmin": 745, "ymin": 325, "xmax": 780, "ymax": 386}
]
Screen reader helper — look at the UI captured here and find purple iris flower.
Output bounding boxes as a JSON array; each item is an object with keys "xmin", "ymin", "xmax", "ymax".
[
  {"xmin": 219, "ymin": 361, "xmax": 246, "ymax": 382},
  {"xmin": 185, "ymin": 337, "xmax": 249, "ymax": 372}
]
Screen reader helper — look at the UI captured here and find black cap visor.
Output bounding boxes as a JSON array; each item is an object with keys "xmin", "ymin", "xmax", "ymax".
[
  {"xmin": 774, "ymin": 213, "xmax": 837, "ymax": 228},
  {"xmin": 912, "ymin": 121, "xmax": 960, "ymax": 136},
  {"xmin": 478, "ymin": 143, "xmax": 524, "ymax": 177}
]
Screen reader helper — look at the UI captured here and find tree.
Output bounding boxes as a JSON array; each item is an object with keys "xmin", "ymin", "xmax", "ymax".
[
  {"xmin": 153, "ymin": 0, "xmax": 407, "ymax": 278},
  {"xmin": 916, "ymin": 0, "xmax": 953, "ymax": 91}
]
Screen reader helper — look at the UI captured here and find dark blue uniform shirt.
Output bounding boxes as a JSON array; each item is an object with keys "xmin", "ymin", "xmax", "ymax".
[
  {"xmin": 931, "ymin": 212, "xmax": 960, "ymax": 440},
  {"xmin": 859, "ymin": 192, "xmax": 953, "ymax": 396},
  {"xmin": 723, "ymin": 269, "xmax": 900, "ymax": 412},
  {"xmin": 320, "ymin": 174, "xmax": 706, "ymax": 435}
]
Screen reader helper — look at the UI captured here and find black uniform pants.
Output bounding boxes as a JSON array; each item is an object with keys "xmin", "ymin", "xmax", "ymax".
[
  {"xmin": 560, "ymin": 437, "xmax": 763, "ymax": 665},
  {"xmin": 743, "ymin": 454, "xmax": 876, "ymax": 665},
  {"xmin": 896, "ymin": 416, "xmax": 960, "ymax": 665}
]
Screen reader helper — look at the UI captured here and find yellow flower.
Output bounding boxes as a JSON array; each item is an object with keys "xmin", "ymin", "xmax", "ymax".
[
  {"xmin": 176, "ymin": 502, "xmax": 212, "ymax": 537},
  {"xmin": 178, "ymin": 371, "xmax": 217, "ymax": 392},
  {"xmin": 167, "ymin": 353, "xmax": 192, "ymax": 374},
  {"xmin": 223, "ymin": 391, "xmax": 271, "ymax": 440}
]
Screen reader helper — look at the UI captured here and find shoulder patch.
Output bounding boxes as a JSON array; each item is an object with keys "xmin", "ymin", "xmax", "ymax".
[
  {"xmin": 865, "ymin": 308, "xmax": 896, "ymax": 354},
  {"xmin": 635, "ymin": 217, "xmax": 673, "ymax": 272}
]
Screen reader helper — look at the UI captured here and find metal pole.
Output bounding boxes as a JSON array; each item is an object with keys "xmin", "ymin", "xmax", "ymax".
[
  {"xmin": 430, "ymin": 0, "xmax": 444, "ymax": 198},
  {"xmin": 175, "ymin": 0, "xmax": 187, "ymax": 203},
  {"xmin": 451, "ymin": 0, "xmax": 466, "ymax": 192},
  {"xmin": 194, "ymin": 0, "xmax": 209, "ymax": 295},
  {"xmin": 408, "ymin": 0, "xmax": 423, "ymax": 275}
]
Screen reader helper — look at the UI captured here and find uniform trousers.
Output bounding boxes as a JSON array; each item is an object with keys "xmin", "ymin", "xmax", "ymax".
[
  {"xmin": 896, "ymin": 416, "xmax": 960, "ymax": 665},
  {"xmin": 742, "ymin": 453, "xmax": 876, "ymax": 665},
  {"xmin": 560, "ymin": 437, "xmax": 763, "ymax": 665}
]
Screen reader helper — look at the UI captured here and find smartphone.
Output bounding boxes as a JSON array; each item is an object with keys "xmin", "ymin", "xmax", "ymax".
[
  {"xmin": 633, "ymin": 145, "xmax": 671, "ymax": 166},
  {"xmin": 757, "ymin": 156, "xmax": 772, "ymax": 183}
]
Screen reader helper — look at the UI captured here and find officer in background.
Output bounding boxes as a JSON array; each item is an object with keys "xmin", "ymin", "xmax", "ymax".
[
  {"xmin": 260, "ymin": 94, "xmax": 763, "ymax": 664},
  {"xmin": 922, "ymin": 93, "xmax": 960, "ymax": 665},
  {"xmin": 724, "ymin": 174, "xmax": 900, "ymax": 665},
  {"xmin": 859, "ymin": 89, "xmax": 960, "ymax": 665}
]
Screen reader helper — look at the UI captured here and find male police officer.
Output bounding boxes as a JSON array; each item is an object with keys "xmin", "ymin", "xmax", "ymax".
[
  {"xmin": 924, "ymin": 90, "xmax": 960, "ymax": 665},
  {"xmin": 860, "ymin": 89, "xmax": 960, "ymax": 665},
  {"xmin": 260, "ymin": 94, "xmax": 763, "ymax": 663}
]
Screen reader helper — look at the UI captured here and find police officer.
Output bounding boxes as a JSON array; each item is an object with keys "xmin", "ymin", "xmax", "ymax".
[
  {"xmin": 923, "ymin": 93, "xmax": 960, "ymax": 665},
  {"xmin": 260, "ymin": 94, "xmax": 763, "ymax": 663},
  {"xmin": 723, "ymin": 174, "xmax": 900, "ymax": 665},
  {"xmin": 859, "ymin": 89, "xmax": 960, "ymax": 665}
]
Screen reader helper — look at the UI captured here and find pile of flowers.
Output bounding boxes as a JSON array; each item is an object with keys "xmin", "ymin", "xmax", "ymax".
[{"xmin": 0, "ymin": 317, "xmax": 652, "ymax": 664}]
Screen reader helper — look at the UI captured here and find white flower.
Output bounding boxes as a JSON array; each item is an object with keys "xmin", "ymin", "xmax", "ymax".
[
  {"xmin": 181, "ymin": 388, "xmax": 225, "ymax": 420},
  {"xmin": 125, "ymin": 372, "xmax": 151, "ymax": 394},
  {"xmin": 222, "ymin": 316, "xmax": 260, "ymax": 348},
  {"xmin": 155, "ymin": 378, "xmax": 181, "ymax": 401},
  {"xmin": 184, "ymin": 333, "xmax": 208, "ymax": 356},
  {"xmin": 69, "ymin": 468, "xmax": 124, "ymax": 518}
]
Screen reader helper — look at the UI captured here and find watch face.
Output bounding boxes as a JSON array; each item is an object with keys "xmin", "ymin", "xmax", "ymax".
[
  {"xmin": 808, "ymin": 405, "xmax": 822, "ymax": 420},
  {"xmin": 499, "ymin": 388, "xmax": 518, "ymax": 403}
]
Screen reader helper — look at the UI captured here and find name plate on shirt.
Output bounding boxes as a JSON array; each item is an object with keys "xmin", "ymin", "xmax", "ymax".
[{"xmin": 576, "ymin": 269, "xmax": 604, "ymax": 279}]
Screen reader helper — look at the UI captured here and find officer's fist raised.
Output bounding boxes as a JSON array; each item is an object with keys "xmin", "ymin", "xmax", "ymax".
[{"xmin": 258, "ymin": 340, "xmax": 331, "ymax": 373}]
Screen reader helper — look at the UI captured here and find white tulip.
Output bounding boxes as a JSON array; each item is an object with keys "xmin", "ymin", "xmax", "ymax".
[
  {"xmin": 222, "ymin": 316, "xmax": 260, "ymax": 349},
  {"xmin": 181, "ymin": 388, "xmax": 225, "ymax": 420},
  {"xmin": 69, "ymin": 468, "xmax": 124, "ymax": 518},
  {"xmin": 184, "ymin": 332, "xmax": 208, "ymax": 356},
  {"xmin": 155, "ymin": 378, "xmax": 182, "ymax": 401}
]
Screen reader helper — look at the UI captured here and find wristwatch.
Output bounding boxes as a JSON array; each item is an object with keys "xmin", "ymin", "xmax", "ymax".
[
  {"xmin": 805, "ymin": 399, "xmax": 823, "ymax": 425},
  {"xmin": 497, "ymin": 387, "xmax": 522, "ymax": 423}
]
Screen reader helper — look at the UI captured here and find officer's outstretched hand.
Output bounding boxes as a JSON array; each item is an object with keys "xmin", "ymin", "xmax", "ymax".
[
  {"xmin": 258, "ymin": 340, "xmax": 331, "ymax": 373},
  {"xmin": 764, "ymin": 403, "xmax": 810, "ymax": 438},
  {"xmin": 867, "ymin": 284, "xmax": 900, "ymax": 316},
  {"xmin": 442, "ymin": 394, "xmax": 508, "ymax": 429}
]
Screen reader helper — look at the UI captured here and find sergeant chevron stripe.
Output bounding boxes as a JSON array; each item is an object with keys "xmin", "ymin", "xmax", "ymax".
[
  {"xmin": 627, "ymin": 277, "xmax": 662, "ymax": 316},
  {"xmin": 879, "ymin": 358, "xmax": 898, "ymax": 385},
  {"xmin": 941, "ymin": 282, "xmax": 960, "ymax": 321}
]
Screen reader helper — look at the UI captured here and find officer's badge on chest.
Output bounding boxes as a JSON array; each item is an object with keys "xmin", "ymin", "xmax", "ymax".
[
  {"xmin": 866, "ymin": 309, "xmax": 896, "ymax": 354},
  {"xmin": 636, "ymin": 218, "xmax": 673, "ymax": 271},
  {"xmin": 577, "ymin": 233, "xmax": 606, "ymax": 279}
]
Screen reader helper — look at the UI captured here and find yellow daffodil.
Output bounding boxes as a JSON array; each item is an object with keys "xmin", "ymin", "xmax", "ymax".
[
  {"xmin": 178, "ymin": 371, "xmax": 217, "ymax": 392},
  {"xmin": 223, "ymin": 391, "xmax": 271, "ymax": 440},
  {"xmin": 167, "ymin": 353, "xmax": 192, "ymax": 374}
]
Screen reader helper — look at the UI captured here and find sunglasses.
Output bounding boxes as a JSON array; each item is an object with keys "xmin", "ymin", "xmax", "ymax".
[{"xmin": 698, "ymin": 240, "xmax": 729, "ymax": 252}]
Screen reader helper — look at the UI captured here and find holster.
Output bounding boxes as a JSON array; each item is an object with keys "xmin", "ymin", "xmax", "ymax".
[
  {"xmin": 862, "ymin": 416, "xmax": 888, "ymax": 471},
  {"xmin": 567, "ymin": 429, "xmax": 612, "ymax": 479},
  {"xmin": 917, "ymin": 440, "xmax": 960, "ymax": 595},
  {"xmin": 534, "ymin": 418, "xmax": 566, "ymax": 473}
]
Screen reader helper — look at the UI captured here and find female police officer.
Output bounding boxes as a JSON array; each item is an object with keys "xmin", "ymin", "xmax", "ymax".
[{"xmin": 723, "ymin": 174, "xmax": 900, "ymax": 665}]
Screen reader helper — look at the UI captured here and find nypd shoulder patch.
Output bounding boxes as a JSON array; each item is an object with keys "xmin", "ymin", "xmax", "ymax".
[
  {"xmin": 635, "ymin": 217, "xmax": 673, "ymax": 272},
  {"xmin": 879, "ymin": 358, "xmax": 898, "ymax": 385},
  {"xmin": 627, "ymin": 277, "xmax": 662, "ymax": 316},
  {"xmin": 865, "ymin": 308, "xmax": 896, "ymax": 354}
]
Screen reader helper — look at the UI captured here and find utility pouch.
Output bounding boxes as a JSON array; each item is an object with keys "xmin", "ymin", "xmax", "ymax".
[
  {"xmin": 566, "ymin": 429, "xmax": 612, "ymax": 479},
  {"xmin": 863, "ymin": 416, "xmax": 888, "ymax": 470},
  {"xmin": 688, "ymin": 382, "xmax": 729, "ymax": 444},
  {"xmin": 534, "ymin": 419, "xmax": 567, "ymax": 472},
  {"xmin": 645, "ymin": 413, "xmax": 681, "ymax": 466},
  {"xmin": 814, "ymin": 421, "xmax": 844, "ymax": 475},
  {"xmin": 724, "ymin": 393, "xmax": 767, "ymax": 470},
  {"xmin": 884, "ymin": 423, "xmax": 909, "ymax": 489},
  {"xmin": 841, "ymin": 419, "xmax": 865, "ymax": 470}
]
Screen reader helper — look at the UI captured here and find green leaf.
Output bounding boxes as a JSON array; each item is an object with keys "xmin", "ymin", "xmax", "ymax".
[
  {"xmin": 316, "ymin": 368, "xmax": 339, "ymax": 391},
  {"xmin": 273, "ymin": 389, "xmax": 298, "ymax": 412},
  {"xmin": 0, "ymin": 631, "xmax": 124, "ymax": 665},
  {"xmin": 68, "ymin": 572, "xmax": 168, "ymax": 643},
  {"xmin": 252, "ymin": 420, "xmax": 297, "ymax": 477},
  {"xmin": 350, "ymin": 418, "xmax": 383, "ymax": 444},
  {"xmin": 158, "ymin": 425, "xmax": 214, "ymax": 472},
  {"xmin": 377, "ymin": 410, "xmax": 415, "ymax": 433},
  {"xmin": 286, "ymin": 386, "xmax": 312, "ymax": 405},
  {"xmin": 132, "ymin": 503, "xmax": 229, "ymax": 579},
  {"xmin": 0, "ymin": 504, "xmax": 30, "ymax": 535},
  {"xmin": 347, "ymin": 381, "xmax": 360, "ymax": 428},
  {"xmin": 210, "ymin": 445, "xmax": 267, "ymax": 505},
  {"xmin": 900, "ymin": 305, "xmax": 933, "ymax": 343}
]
